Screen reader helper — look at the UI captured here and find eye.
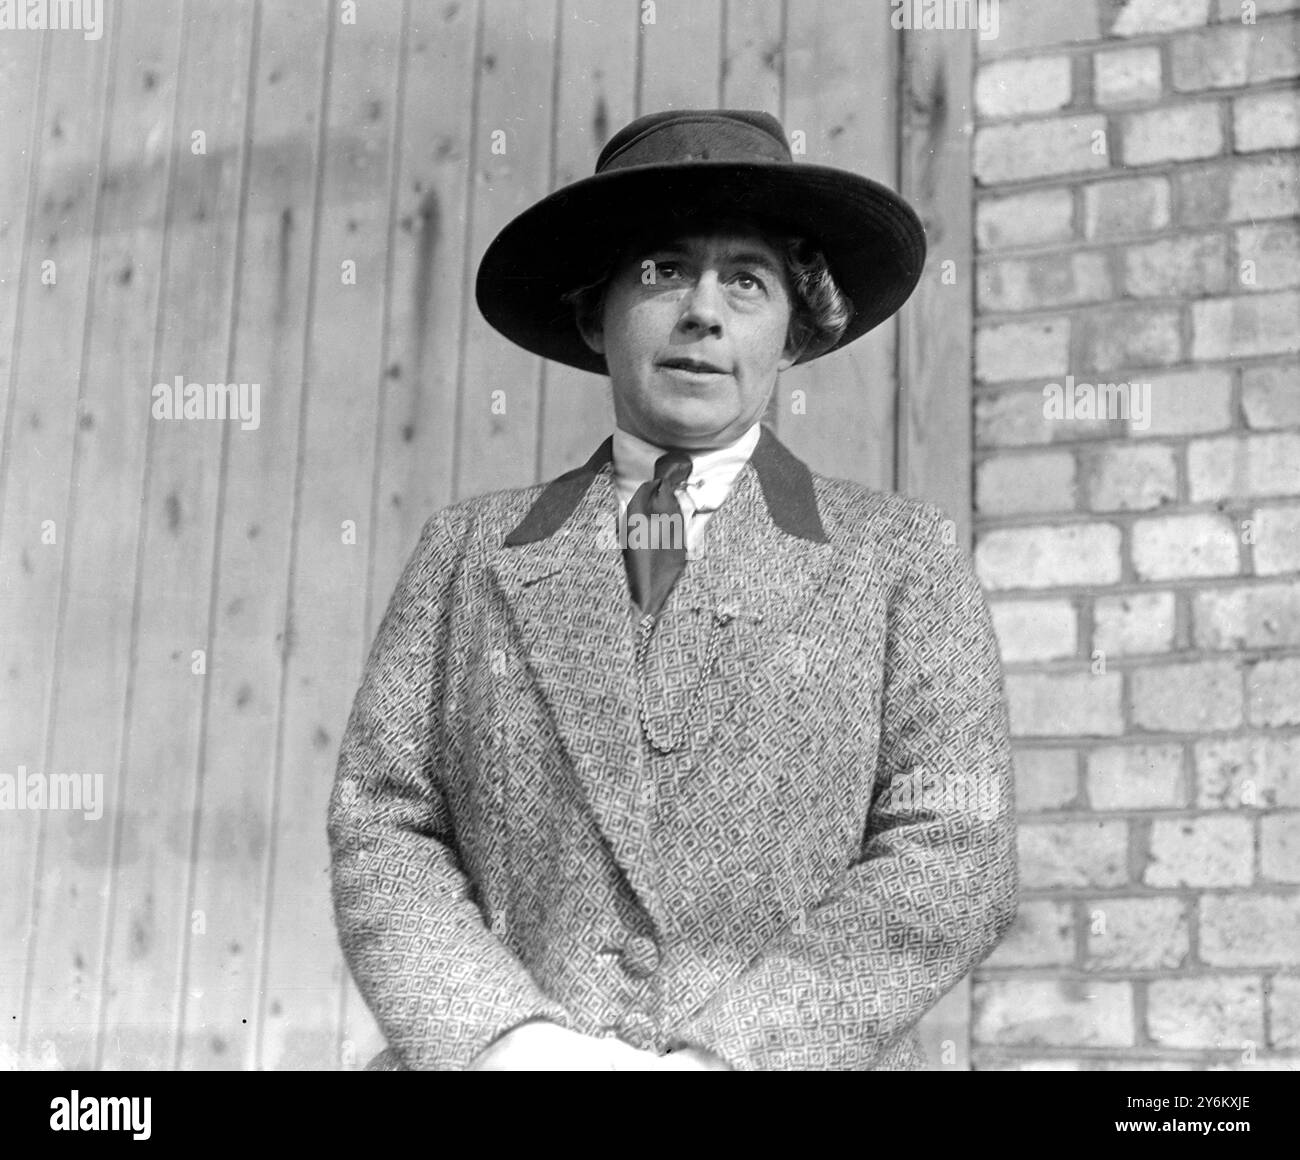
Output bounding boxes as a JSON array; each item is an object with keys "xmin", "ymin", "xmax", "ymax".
[
  {"xmin": 729, "ymin": 270, "xmax": 767, "ymax": 294},
  {"xmin": 653, "ymin": 261, "xmax": 682, "ymax": 281}
]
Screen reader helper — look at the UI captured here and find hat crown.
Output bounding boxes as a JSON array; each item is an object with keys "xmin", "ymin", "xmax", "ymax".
[{"xmin": 595, "ymin": 109, "xmax": 792, "ymax": 174}]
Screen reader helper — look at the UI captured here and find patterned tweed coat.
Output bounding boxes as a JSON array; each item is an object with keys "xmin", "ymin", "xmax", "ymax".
[{"xmin": 328, "ymin": 425, "xmax": 1018, "ymax": 1071}]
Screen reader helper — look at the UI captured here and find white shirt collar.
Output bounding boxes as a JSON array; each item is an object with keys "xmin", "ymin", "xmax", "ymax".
[{"xmin": 612, "ymin": 421, "xmax": 762, "ymax": 515}]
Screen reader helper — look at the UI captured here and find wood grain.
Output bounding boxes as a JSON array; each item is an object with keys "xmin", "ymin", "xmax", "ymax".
[
  {"xmin": 0, "ymin": 2, "xmax": 115, "ymax": 1070},
  {"xmin": 97, "ymin": 0, "xmax": 257, "ymax": 1071},
  {"xmin": 259, "ymin": 0, "xmax": 404, "ymax": 1072}
]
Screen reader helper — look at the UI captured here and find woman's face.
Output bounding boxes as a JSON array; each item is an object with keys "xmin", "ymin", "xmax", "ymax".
[{"xmin": 580, "ymin": 222, "xmax": 799, "ymax": 450}]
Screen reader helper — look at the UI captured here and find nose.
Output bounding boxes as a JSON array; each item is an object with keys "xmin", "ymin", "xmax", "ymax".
[{"xmin": 677, "ymin": 271, "xmax": 724, "ymax": 338}]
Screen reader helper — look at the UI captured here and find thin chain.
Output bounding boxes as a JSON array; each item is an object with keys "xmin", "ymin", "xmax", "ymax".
[{"xmin": 634, "ymin": 609, "xmax": 732, "ymax": 754}]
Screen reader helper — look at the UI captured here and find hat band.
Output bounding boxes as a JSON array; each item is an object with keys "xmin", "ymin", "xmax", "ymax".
[{"xmin": 598, "ymin": 115, "xmax": 792, "ymax": 173}]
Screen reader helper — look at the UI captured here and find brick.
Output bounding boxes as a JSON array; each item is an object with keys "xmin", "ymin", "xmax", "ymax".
[
  {"xmin": 1200, "ymin": 892, "xmax": 1300, "ymax": 965},
  {"xmin": 1094, "ymin": 591, "xmax": 1177, "ymax": 655},
  {"xmin": 976, "ymin": 523, "xmax": 1123, "ymax": 588},
  {"xmin": 1178, "ymin": 156, "xmax": 1300, "ymax": 225},
  {"xmin": 1043, "ymin": 377, "xmax": 1146, "ymax": 434},
  {"xmin": 974, "ymin": 116, "xmax": 1110, "ymax": 184},
  {"xmin": 1079, "ymin": 307, "xmax": 1183, "ymax": 371},
  {"xmin": 978, "ymin": 0, "xmax": 1103, "ymax": 54},
  {"xmin": 972, "ymin": 980, "xmax": 1133, "ymax": 1047},
  {"xmin": 1145, "ymin": 815, "xmax": 1254, "ymax": 886},
  {"xmin": 976, "ymin": 451, "xmax": 1077, "ymax": 516},
  {"xmin": 984, "ymin": 899, "xmax": 1076, "ymax": 966},
  {"xmin": 1253, "ymin": 505, "xmax": 1300, "ymax": 574},
  {"xmin": 1089, "ymin": 1058, "xmax": 1211, "ymax": 1070},
  {"xmin": 1085, "ymin": 445, "xmax": 1177, "ymax": 511},
  {"xmin": 991, "ymin": 599, "xmax": 1079, "ymax": 663},
  {"xmin": 975, "ymin": 317, "xmax": 1072, "ymax": 383},
  {"xmin": 973, "ymin": 1056, "xmax": 1086, "ymax": 1071},
  {"xmin": 1088, "ymin": 744, "xmax": 1185, "ymax": 809},
  {"xmin": 1015, "ymin": 747, "xmax": 1080, "ymax": 811},
  {"xmin": 978, "ymin": 251, "xmax": 1112, "ymax": 312},
  {"xmin": 1131, "ymin": 367, "xmax": 1233, "ymax": 438},
  {"xmin": 1243, "ymin": 363, "xmax": 1300, "ymax": 428},
  {"xmin": 1246, "ymin": 656, "xmax": 1300, "ymax": 726},
  {"xmin": 1132, "ymin": 660, "xmax": 1244, "ymax": 730},
  {"xmin": 1112, "ymin": 0, "xmax": 1214, "ymax": 36},
  {"xmin": 1217, "ymin": 0, "xmax": 1300, "ymax": 17},
  {"xmin": 1227, "ymin": 154, "xmax": 1300, "ymax": 217},
  {"xmin": 976, "ymin": 387, "xmax": 1112, "ymax": 448},
  {"xmin": 976, "ymin": 56, "xmax": 1072, "ymax": 117},
  {"xmin": 1237, "ymin": 221, "xmax": 1300, "ymax": 291},
  {"xmin": 1188, "ymin": 432, "xmax": 1300, "ymax": 500},
  {"xmin": 1123, "ymin": 233, "xmax": 1230, "ymax": 298},
  {"xmin": 1121, "ymin": 103, "xmax": 1224, "ymax": 165},
  {"xmin": 1148, "ymin": 977, "xmax": 1264, "ymax": 1049},
  {"xmin": 1085, "ymin": 896, "xmax": 1189, "ymax": 969},
  {"xmin": 1261, "ymin": 813, "xmax": 1300, "ymax": 881},
  {"xmin": 1192, "ymin": 292, "xmax": 1300, "ymax": 360},
  {"xmin": 1196, "ymin": 736, "xmax": 1300, "ymax": 808},
  {"xmin": 1019, "ymin": 821, "xmax": 1130, "ymax": 888},
  {"xmin": 1007, "ymin": 673, "xmax": 1125, "ymax": 737},
  {"xmin": 976, "ymin": 189, "xmax": 1075, "ymax": 251},
  {"xmin": 1173, "ymin": 22, "xmax": 1300, "ymax": 90},
  {"xmin": 1084, "ymin": 176, "xmax": 1171, "ymax": 238},
  {"xmin": 1234, "ymin": 89, "xmax": 1300, "ymax": 150},
  {"xmin": 1194, "ymin": 582, "xmax": 1300, "ymax": 648},
  {"xmin": 1206, "ymin": 1055, "xmax": 1300, "ymax": 1070},
  {"xmin": 1095, "ymin": 46, "xmax": 1163, "ymax": 106},
  {"xmin": 1131, "ymin": 513, "xmax": 1240, "ymax": 581},
  {"xmin": 1269, "ymin": 975, "xmax": 1300, "ymax": 1050}
]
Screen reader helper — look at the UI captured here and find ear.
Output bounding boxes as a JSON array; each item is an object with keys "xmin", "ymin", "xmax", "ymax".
[
  {"xmin": 779, "ymin": 333, "xmax": 807, "ymax": 370},
  {"xmin": 576, "ymin": 313, "xmax": 605, "ymax": 355}
]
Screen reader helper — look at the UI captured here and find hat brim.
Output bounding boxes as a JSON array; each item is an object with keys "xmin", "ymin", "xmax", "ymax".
[{"xmin": 475, "ymin": 161, "xmax": 927, "ymax": 376}]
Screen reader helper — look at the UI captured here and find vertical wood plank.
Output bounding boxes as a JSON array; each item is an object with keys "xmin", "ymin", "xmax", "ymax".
[
  {"xmin": 0, "ymin": 32, "xmax": 46, "ymax": 478},
  {"xmin": 0, "ymin": 29, "xmax": 48, "ymax": 1065},
  {"xmin": 178, "ymin": 0, "xmax": 332, "ymax": 1071},
  {"xmin": 535, "ymin": 0, "xmax": 635, "ymax": 481},
  {"xmin": 454, "ymin": 0, "xmax": 559, "ymax": 499},
  {"xmin": 900, "ymin": 24, "xmax": 976, "ymax": 1071},
  {"xmin": 638, "ymin": 0, "xmax": 724, "ymax": 112},
  {"xmin": 19, "ymin": 0, "xmax": 185, "ymax": 1072},
  {"xmin": 900, "ymin": 28, "xmax": 974, "ymax": 541},
  {"xmin": 721, "ymin": 0, "xmax": 783, "ymax": 113},
  {"xmin": 260, "ymin": 0, "xmax": 404, "ymax": 1072},
  {"xmin": 98, "ymin": 0, "xmax": 257, "ymax": 1070},
  {"xmin": 366, "ymin": 0, "xmax": 479, "ymax": 636},
  {"xmin": 779, "ymin": 0, "xmax": 898, "ymax": 490},
  {"xmin": 0, "ymin": 21, "xmax": 113, "ymax": 1065}
]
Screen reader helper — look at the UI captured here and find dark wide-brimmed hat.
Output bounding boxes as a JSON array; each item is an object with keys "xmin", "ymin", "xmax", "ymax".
[{"xmin": 475, "ymin": 108, "xmax": 927, "ymax": 376}]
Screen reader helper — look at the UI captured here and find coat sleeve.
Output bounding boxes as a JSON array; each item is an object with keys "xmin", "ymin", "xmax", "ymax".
[
  {"xmin": 673, "ymin": 502, "xmax": 1019, "ymax": 1070},
  {"xmin": 327, "ymin": 509, "xmax": 571, "ymax": 1070}
]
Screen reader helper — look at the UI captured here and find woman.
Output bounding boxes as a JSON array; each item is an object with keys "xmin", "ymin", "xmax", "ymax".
[{"xmin": 328, "ymin": 109, "xmax": 1018, "ymax": 1071}]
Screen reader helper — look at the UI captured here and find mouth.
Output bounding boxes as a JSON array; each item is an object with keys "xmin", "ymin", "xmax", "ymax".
[{"xmin": 657, "ymin": 356, "xmax": 730, "ymax": 376}]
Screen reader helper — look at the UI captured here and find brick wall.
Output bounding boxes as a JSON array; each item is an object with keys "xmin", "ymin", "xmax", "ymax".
[{"xmin": 968, "ymin": 0, "xmax": 1299, "ymax": 1070}]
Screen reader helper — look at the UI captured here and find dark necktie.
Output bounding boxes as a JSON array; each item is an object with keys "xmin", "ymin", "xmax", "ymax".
[{"xmin": 623, "ymin": 449, "xmax": 693, "ymax": 618}]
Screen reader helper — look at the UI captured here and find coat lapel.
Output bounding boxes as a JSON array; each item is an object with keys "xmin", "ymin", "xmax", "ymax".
[{"xmin": 486, "ymin": 441, "xmax": 664, "ymax": 917}]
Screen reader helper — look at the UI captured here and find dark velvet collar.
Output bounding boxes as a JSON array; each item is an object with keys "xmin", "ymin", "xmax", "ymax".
[{"xmin": 503, "ymin": 424, "xmax": 828, "ymax": 546}]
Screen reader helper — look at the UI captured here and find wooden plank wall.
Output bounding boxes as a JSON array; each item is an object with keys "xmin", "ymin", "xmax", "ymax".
[
  {"xmin": 0, "ymin": 0, "xmax": 973, "ymax": 1070},
  {"xmin": 899, "ymin": 23, "xmax": 977, "ymax": 1071}
]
